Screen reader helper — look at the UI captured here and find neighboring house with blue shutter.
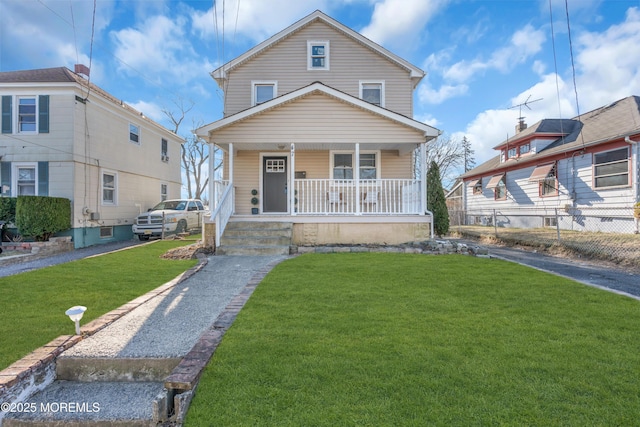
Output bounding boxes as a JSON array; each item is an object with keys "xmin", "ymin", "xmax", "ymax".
[{"xmin": 0, "ymin": 67, "xmax": 183, "ymax": 247}]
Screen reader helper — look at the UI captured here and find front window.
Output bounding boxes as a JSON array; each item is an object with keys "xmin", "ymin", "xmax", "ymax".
[
  {"xmin": 472, "ymin": 179, "xmax": 482, "ymax": 195},
  {"xmin": 161, "ymin": 184, "xmax": 168, "ymax": 201},
  {"xmin": 540, "ymin": 165, "xmax": 557, "ymax": 197},
  {"xmin": 495, "ymin": 178, "xmax": 506, "ymax": 200},
  {"xmin": 331, "ymin": 152, "xmax": 379, "ymax": 180},
  {"xmin": 129, "ymin": 124, "xmax": 140, "ymax": 144},
  {"xmin": 520, "ymin": 143, "xmax": 531, "ymax": 155},
  {"xmin": 308, "ymin": 41, "xmax": 330, "ymax": 70},
  {"xmin": 360, "ymin": 82, "xmax": 384, "ymax": 107},
  {"xmin": 102, "ymin": 171, "xmax": 117, "ymax": 204},
  {"xmin": 16, "ymin": 165, "xmax": 36, "ymax": 195},
  {"xmin": 18, "ymin": 97, "xmax": 37, "ymax": 132},
  {"xmin": 508, "ymin": 147, "xmax": 517, "ymax": 159},
  {"xmin": 594, "ymin": 147, "xmax": 629, "ymax": 188}
]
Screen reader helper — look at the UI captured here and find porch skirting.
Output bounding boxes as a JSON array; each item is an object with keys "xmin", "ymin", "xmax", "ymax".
[{"xmin": 224, "ymin": 215, "xmax": 432, "ymax": 246}]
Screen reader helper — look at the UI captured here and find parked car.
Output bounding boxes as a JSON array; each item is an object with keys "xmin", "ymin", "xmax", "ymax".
[{"xmin": 132, "ymin": 199, "xmax": 208, "ymax": 240}]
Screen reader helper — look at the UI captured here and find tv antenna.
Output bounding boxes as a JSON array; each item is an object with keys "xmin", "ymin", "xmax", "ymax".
[{"xmin": 509, "ymin": 95, "xmax": 542, "ymax": 132}]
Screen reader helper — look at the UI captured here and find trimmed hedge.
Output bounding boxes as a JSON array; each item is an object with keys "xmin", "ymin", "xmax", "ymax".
[
  {"xmin": 16, "ymin": 196, "xmax": 71, "ymax": 241},
  {"xmin": 0, "ymin": 197, "xmax": 17, "ymax": 223}
]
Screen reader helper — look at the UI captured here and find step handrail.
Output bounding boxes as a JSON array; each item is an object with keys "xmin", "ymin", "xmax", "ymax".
[{"xmin": 209, "ymin": 183, "xmax": 234, "ymax": 247}]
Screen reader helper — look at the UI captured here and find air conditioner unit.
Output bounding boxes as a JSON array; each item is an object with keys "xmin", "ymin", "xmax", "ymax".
[{"xmin": 90, "ymin": 212, "xmax": 100, "ymax": 220}]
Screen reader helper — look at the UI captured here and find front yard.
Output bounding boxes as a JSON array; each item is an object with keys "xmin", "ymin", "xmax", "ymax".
[
  {"xmin": 0, "ymin": 240, "xmax": 198, "ymax": 370},
  {"xmin": 185, "ymin": 253, "xmax": 640, "ymax": 426}
]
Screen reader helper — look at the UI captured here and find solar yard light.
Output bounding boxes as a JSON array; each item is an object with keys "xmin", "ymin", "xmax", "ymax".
[{"xmin": 65, "ymin": 306, "xmax": 87, "ymax": 335}]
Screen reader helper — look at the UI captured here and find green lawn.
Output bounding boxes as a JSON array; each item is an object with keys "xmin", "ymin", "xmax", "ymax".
[
  {"xmin": 186, "ymin": 253, "xmax": 640, "ymax": 426},
  {"xmin": 0, "ymin": 240, "xmax": 198, "ymax": 370}
]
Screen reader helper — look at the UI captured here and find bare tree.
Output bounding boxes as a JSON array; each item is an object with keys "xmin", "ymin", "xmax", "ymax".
[{"xmin": 162, "ymin": 99, "xmax": 218, "ymax": 202}]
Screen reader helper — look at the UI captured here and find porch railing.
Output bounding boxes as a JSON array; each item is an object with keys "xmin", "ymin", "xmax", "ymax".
[
  {"xmin": 210, "ymin": 180, "xmax": 234, "ymax": 247},
  {"xmin": 294, "ymin": 179, "xmax": 422, "ymax": 215}
]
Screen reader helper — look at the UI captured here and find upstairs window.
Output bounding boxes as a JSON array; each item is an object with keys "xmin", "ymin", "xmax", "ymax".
[
  {"xmin": 129, "ymin": 124, "xmax": 140, "ymax": 144},
  {"xmin": 2, "ymin": 95, "xmax": 49, "ymax": 134},
  {"xmin": 161, "ymin": 138, "xmax": 168, "ymax": 161},
  {"xmin": 594, "ymin": 147, "xmax": 629, "ymax": 188},
  {"xmin": 252, "ymin": 81, "xmax": 277, "ymax": 105},
  {"xmin": 18, "ymin": 97, "xmax": 37, "ymax": 132},
  {"xmin": 360, "ymin": 81, "xmax": 384, "ymax": 107},
  {"xmin": 520, "ymin": 143, "xmax": 531, "ymax": 155},
  {"xmin": 308, "ymin": 41, "xmax": 330, "ymax": 70},
  {"xmin": 507, "ymin": 147, "xmax": 517, "ymax": 159}
]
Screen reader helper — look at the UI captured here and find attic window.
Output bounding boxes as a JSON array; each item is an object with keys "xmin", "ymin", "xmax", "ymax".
[
  {"xmin": 252, "ymin": 81, "xmax": 277, "ymax": 105},
  {"xmin": 360, "ymin": 81, "xmax": 385, "ymax": 107},
  {"xmin": 308, "ymin": 41, "xmax": 330, "ymax": 70}
]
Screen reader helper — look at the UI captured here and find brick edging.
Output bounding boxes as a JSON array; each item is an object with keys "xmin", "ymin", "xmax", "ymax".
[{"xmin": 0, "ymin": 255, "xmax": 208, "ymax": 404}]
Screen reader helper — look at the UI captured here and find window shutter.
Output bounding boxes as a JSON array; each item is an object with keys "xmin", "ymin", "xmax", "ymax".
[
  {"xmin": 38, "ymin": 95, "xmax": 49, "ymax": 133},
  {"xmin": 0, "ymin": 162, "xmax": 10, "ymax": 196},
  {"xmin": 1, "ymin": 96, "xmax": 12, "ymax": 134},
  {"xmin": 38, "ymin": 162, "xmax": 49, "ymax": 196}
]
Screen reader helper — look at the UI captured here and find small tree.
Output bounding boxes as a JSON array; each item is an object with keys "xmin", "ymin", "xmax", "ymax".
[
  {"xmin": 462, "ymin": 136, "xmax": 476, "ymax": 172},
  {"xmin": 427, "ymin": 161, "xmax": 449, "ymax": 237}
]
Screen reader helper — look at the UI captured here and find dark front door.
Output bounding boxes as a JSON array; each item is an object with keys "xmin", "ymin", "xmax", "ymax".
[{"xmin": 263, "ymin": 156, "xmax": 288, "ymax": 213}]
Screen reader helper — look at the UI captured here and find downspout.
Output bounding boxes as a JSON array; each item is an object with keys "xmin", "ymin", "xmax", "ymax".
[{"xmin": 624, "ymin": 136, "xmax": 639, "ymax": 203}]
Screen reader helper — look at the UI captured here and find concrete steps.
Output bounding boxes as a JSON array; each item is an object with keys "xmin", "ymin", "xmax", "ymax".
[
  {"xmin": 217, "ymin": 221, "xmax": 293, "ymax": 255},
  {"xmin": 2, "ymin": 380, "xmax": 167, "ymax": 426}
]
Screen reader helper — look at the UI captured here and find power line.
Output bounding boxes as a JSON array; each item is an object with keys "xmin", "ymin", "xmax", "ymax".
[{"xmin": 565, "ymin": 0, "xmax": 586, "ymax": 148}]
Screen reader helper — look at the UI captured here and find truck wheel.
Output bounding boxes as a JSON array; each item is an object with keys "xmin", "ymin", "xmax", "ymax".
[
  {"xmin": 138, "ymin": 235, "xmax": 150, "ymax": 241},
  {"xmin": 176, "ymin": 220, "xmax": 187, "ymax": 234}
]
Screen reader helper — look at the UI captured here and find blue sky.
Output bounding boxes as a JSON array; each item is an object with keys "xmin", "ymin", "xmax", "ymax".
[{"xmin": 2, "ymin": 0, "xmax": 640, "ymax": 172}]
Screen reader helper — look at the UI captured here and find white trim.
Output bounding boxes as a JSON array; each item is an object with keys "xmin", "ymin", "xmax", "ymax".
[
  {"xmin": 196, "ymin": 82, "xmax": 439, "ymax": 139},
  {"xmin": 359, "ymin": 80, "xmax": 385, "ymax": 107},
  {"xmin": 251, "ymin": 80, "xmax": 278, "ymax": 106},
  {"xmin": 15, "ymin": 95, "xmax": 39, "ymax": 134},
  {"xmin": 211, "ymin": 10, "xmax": 425, "ymax": 85},
  {"xmin": 259, "ymin": 152, "xmax": 290, "ymax": 214},
  {"xmin": 307, "ymin": 40, "xmax": 330, "ymax": 70},
  {"xmin": 329, "ymin": 149, "xmax": 381, "ymax": 180},
  {"xmin": 11, "ymin": 162, "xmax": 38, "ymax": 197},
  {"xmin": 101, "ymin": 169, "xmax": 118, "ymax": 206}
]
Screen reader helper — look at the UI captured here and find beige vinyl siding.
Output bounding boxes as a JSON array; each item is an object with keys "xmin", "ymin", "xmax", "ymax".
[
  {"xmin": 380, "ymin": 150, "xmax": 412, "ymax": 179},
  {"xmin": 224, "ymin": 21, "xmax": 414, "ymax": 117},
  {"xmin": 214, "ymin": 93, "xmax": 425, "ymax": 146},
  {"xmin": 234, "ymin": 150, "xmax": 261, "ymax": 215}
]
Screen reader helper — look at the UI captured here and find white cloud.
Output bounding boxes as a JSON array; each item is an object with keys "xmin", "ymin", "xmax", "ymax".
[
  {"xmin": 573, "ymin": 7, "xmax": 640, "ymax": 111},
  {"xmin": 111, "ymin": 14, "xmax": 214, "ymax": 86},
  {"xmin": 191, "ymin": 0, "xmax": 330, "ymax": 44},
  {"xmin": 127, "ymin": 100, "xmax": 166, "ymax": 123},
  {"xmin": 418, "ymin": 82, "xmax": 468, "ymax": 105},
  {"xmin": 360, "ymin": 0, "xmax": 448, "ymax": 48}
]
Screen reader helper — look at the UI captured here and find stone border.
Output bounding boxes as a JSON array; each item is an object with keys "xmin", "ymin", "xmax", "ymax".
[
  {"xmin": 294, "ymin": 240, "xmax": 490, "ymax": 256},
  {"xmin": 0, "ymin": 255, "xmax": 208, "ymax": 410},
  {"xmin": 163, "ymin": 258, "xmax": 283, "ymax": 423}
]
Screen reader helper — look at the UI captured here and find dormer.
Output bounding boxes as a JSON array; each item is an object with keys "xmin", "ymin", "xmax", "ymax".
[{"xmin": 495, "ymin": 119, "xmax": 581, "ymax": 163}]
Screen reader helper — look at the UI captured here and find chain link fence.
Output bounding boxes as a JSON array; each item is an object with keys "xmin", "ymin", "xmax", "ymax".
[{"xmin": 450, "ymin": 207, "xmax": 640, "ymax": 268}]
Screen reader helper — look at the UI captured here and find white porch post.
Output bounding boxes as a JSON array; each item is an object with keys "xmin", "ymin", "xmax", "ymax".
[
  {"xmin": 355, "ymin": 143, "xmax": 360, "ymax": 215},
  {"xmin": 290, "ymin": 143, "xmax": 296, "ymax": 215},
  {"xmin": 420, "ymin": 142, "xmax": 427, "ymax": 214},
  {"xmin": 229, "ymin": 143, "xmax": 234, "ymax": 213},
  {"xmin": 209, "ymin": 142, "xmax": 215, "ymax": 210}
]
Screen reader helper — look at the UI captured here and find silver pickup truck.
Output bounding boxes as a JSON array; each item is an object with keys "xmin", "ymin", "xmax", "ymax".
[{"xmin": 132, "ymin": 199, "xmax": 208, "ymax": 240}]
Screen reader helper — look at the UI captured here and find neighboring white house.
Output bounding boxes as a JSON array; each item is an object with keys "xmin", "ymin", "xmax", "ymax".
[
  {"xmin": 458, "ymin": 96, "xmax": 640, "ymax": 233},
  {"xmin": 196, "ymin": 10, "xmax": 441, "ymax": 248},
  {"xmin": 0, "ymin": 66, "xmax": 183, "ymax": 247}
]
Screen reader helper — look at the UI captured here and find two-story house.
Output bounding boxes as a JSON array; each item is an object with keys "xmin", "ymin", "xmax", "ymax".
[
  {"xmin": 458, "ymin": 96, "xmax": 640, "ymax": 233},
  {"xmin": 0, "ymin": 66, "xmax": 183, "ymax": 247},
  {"xmin": 196, "ymin": 10, "xmax": 441, "ymax": 251}
]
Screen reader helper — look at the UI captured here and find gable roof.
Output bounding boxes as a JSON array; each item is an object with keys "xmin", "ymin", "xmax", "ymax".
[
  {"xmin": 0, "ymin": 67, "xmax": 179, "ymax": 137},
  {"xmin": 462, "ymin": 95, "xmax": 640, "ymax": 179},
  {"xmin": 211, "ymin": 10, "xmax": 425, "ymax": 88},
  {"xmin": 196, "ymin": 81, "xmax": 439, "ymax": 142}
]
